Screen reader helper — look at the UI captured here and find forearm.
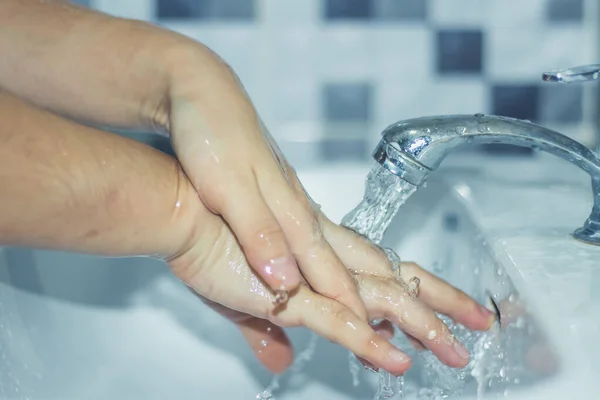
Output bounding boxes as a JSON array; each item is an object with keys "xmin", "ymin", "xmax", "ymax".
[
  {"xmin": 0, "ymin": 91, "xmax": 198, "ymax": 258},
  {"xmin": 0, "ymin": 0, "xmax": 222, "ymax": 131}
]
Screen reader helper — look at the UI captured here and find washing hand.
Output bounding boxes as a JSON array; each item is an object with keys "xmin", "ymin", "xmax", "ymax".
[
  {"xmin": 172, "ymin": 182, "xmax": 495, "ymax": 374},
  {"xmin": 161, "ymin": 50, "xmax": 367, "ymax": 320}
]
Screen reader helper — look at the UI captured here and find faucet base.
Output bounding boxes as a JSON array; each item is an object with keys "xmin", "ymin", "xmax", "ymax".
[{"xmin": 573, "ymin": 227, "xmax": 600, "ymax": 246}]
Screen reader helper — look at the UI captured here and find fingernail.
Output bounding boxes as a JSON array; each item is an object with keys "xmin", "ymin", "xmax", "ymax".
[
  {"xmin": 479, "ymin": 304, "xmax": 493, "ymax": 318},
  {"xmin": 264, "ymin": 257, "xmax": 301, "ymax": 290},
  {"xmin": 479, "ymin": 305, "xmax": 496, "ymax": 328},
  {"xmin": 388, "ymin": 348, "xmax": 410, "ymax": 364},
  {"xmin": 454, "ymin": 341, "xmax": 470, "ymax": 360}
]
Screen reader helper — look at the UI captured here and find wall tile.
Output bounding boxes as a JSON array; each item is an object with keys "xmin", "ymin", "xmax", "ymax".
[
  {"xmin": 492, "ymin": 85, "xmax": 540, "ymax": 121},
  {"xmin": 323, "ymin": 82, "xmax": 373, "ymax": 122},
  {"xmin": 321, "ymin": 138, "xmax": 369, "ymax": 161},
  {"xmin": 373, "ymin": 0, "xmax": 427, "ymax": 21},
  {"xmin": 547, "ymin": 0, "xmax": 584, "ymax": 22},
  {"xmin": 157, "ymin": 0, "xmax": 254, "ymax": 20},
  {"xmin": 539, "ymin": 84, "xmax": 583, "ymax": 123},
  {"xmin": 437, "ymin": 30, "xmax": 483, "ymax": 74},
  {"xmin": 324, "ymin": 0, "xmax": 372, "ymax": 20}
]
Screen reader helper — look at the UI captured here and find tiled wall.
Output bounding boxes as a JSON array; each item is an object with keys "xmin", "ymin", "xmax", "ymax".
[{"xmin": 74, "ymin": 0, "xmax": 599, "ymax": 166}]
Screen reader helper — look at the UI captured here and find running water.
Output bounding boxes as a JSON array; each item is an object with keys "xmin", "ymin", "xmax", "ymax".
[
  {"xmin": 341, "ymin": 163, "xmax": 418, "ymax": 244},
  {"xmin": 257, "ymin": 162, "xmax": 516, "ymax": 399},
  {"xmin": 341, "ymin": 163, "xmax": 419, "ymax": 400}
]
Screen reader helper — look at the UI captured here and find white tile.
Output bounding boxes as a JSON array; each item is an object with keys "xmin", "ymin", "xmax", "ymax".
[
  {"xmin": 262, "ymin": 0, "xmax": 320, "ymax": 26},
  {"xmin": 314, "ymin": 26, "xmax": 373, "ymax": 81},
  {"xmin": 92, "ymin": 0, "xmax": 154, "ymax": 20},
  {"xmin": 368, "ymin": 26, "xmax": 433, "ymax": 81},
  {"xmin": 375, "ymin": 77, "xmax": 486, "ymax": 125},
  {"xmin": 271, "ymin": 80, "xmax": 319, "ymax": 122},
  {"xmin": 270, "ymin": 27, "xmax": 319, "ymax": 81},
  {"xmin": 488, "ymin": 27, "xmax": 589, "ymax": 81},
  {"xmin": 426, "ymin": 79, "xmax": 487, "ymax": 115},
  {"xmin": 374, "ymin": 79, "xmax": 431, "ymax": 123},
  {"xmin": 430, "ymin": 0, "xmax": 484, "ymax": 27},
  {"xmin": 486, "ymin": 0, "xmax": 546, "ymax": 29}
]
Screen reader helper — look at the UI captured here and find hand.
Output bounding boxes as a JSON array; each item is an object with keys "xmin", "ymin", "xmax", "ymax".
[
  {"xmin": 159, "ymin": 47, "xmax": 367, "ymax": 319},
  {"xmin": 169, "ymin": 183, "xmax": 494, "ymax": 375}
]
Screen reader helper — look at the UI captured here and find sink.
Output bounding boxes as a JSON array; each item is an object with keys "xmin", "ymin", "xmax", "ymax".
[{"xmin": 0, "ymin": 155, "xmax": 596, "ymax": 399}]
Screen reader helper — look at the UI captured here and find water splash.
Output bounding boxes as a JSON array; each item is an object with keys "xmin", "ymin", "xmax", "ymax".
[
  {"xmin": 342, "ymin": 163, "xmax": 419, "ymax": 399},
  {"xmin": 342, "ymin": 163, "xmax": 417, "ymax": 244},
  {"xmin": 256, "ymin": 333, "xmax": 319, "ymax": 399}
]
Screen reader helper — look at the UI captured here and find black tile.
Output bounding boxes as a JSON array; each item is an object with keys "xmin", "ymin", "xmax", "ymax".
[
  {"xmin": 540, "ymin": 84, "xmax": 583, "ymax": 123},
  {"xmin": 321, "ymin": 139, "xmax": 369, "ymax": 161},
  {"xmin": 436, "ymin": 30, "xmax": 483, "ymax": 74},
  {"xmin": 324, "ymin": 0, "xmax": 373, "ymax": 20},
  {"xmin": 492, "ymin": 85, "xmax": 540, "ymax": 121},
  {"xmin": 157, "ymin": 0, "xmax": 208, "ymax": 19},
  {"xmin": 547, "ymin": 0, "xmax": 584, "ymax": 22},
  {"xmin": 374, "ymin": 0, "xmax": 427, "ymax": 21},
  {"xmin": 323, "ymin": 83, "xmax": 372, "ymax": 122}
]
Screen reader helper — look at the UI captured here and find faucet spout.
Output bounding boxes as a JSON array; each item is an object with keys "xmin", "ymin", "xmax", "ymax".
[{"xmin": 373, "ymin": 114, "xmax": 600, "ymax": 245}]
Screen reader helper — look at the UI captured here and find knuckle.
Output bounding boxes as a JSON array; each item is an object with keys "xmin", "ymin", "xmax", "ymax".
[{"xmin": 246, "ymin": 220, "xmax": 286, "ymax": 250}]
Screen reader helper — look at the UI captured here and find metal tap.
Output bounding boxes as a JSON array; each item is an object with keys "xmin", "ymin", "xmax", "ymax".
[{"xmin": 372, "ymin": 114, "xmax": 600, "ymax": 245}]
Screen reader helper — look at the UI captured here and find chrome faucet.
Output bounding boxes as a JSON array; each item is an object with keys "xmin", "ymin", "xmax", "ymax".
[
  {"xmin": 372, "ymin": 114, "xmax": 600, "ymax": 245},
  {"xmin": 543, "ymin": 63, "xmax": 600, "ymax": 155}
]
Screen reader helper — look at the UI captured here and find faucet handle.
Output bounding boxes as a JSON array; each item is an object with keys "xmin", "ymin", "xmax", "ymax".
[{"xmin": 542, "ymin": 64, "xmax": 600, "ymax": 83}]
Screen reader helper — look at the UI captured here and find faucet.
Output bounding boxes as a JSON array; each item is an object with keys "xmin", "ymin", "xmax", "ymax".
[
  {"xmin": 543, "ymin": 63, "xmax": 600, "ymax": 155},
  {"xmin": 372, "ymin": 113, "xmax": 600, "ymax": 245}
]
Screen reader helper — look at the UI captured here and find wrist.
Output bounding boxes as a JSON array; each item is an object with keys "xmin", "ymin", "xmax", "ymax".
[{"xmin": 152, "ymin": 39, "xmax": 244, "ymax": 134}]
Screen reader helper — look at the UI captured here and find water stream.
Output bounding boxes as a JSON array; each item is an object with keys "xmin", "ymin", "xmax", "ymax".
[{"xmin": 257, "ymin": 163, "xmax": 510, "ymax": 399}]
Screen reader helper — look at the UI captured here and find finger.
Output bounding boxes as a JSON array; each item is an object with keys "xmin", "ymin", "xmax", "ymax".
[
  {"xmin": 214, "ymin": 180, "xmax": 301, "ymax": 291},
  {"xmin": 322, "ymin": 222, "xmax": 495, "ymax": 331},
  {"xmin": 285, "ymin": 287, "xmax": 411, "ymax": 376},
  {"xmin": 236, "ymin": 317, "xmax": 294, "ymax": 374},
  {"xmin": 320, "ymin": 218, "xmax": 396, "ymax": 277},
  {"xmin": 399, "ymin": 262, "xmax": 495, "ymax": 331},
  {"xmin": 357, "ymin": 276, "xmax": 471, "ymax": 368},
  {"xmin": 356, "ymin": 320, "xmax": 396, "ymax": 371},
  {"xmin": 257, "ymin": 166, "xmax": 367, "ymax": 320}
]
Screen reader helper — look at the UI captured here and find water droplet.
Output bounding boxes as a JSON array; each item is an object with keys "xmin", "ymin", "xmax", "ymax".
[{"xmin": 261, "ymin": 340, "xmax": 268, "ymax": 347}]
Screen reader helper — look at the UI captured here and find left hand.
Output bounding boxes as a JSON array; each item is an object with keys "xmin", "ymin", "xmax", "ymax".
[{"xmin": 178, "ymin": 200, "xmax": 495, "ymax": 374}]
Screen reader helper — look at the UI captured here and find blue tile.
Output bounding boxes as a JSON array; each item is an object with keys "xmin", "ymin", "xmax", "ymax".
[
  {"xmin": 208, "ymin": 0, "xmax": 255, "ymax": 20},
  {"xmin": 69, "ymin": 0, "xmax": 89, "ymax": 5},
  {"xmin": 323, "ymin": 83, "xmax": 372, "ymax": 122},
  {"xmin": 547, "ymin": 0, "xmax": 583, "ymax": 22},
  {"xmin": 539, "ymin": 84, "xmax": 583, "ymax": 123},
  {"xmin": 324, "ymin": 0, "xmax": 373, "ymax": 20},
  {"xmin": 437, "ymin": 30, "xmax": 483, "ymax": 74},
  {"xmin": 492, "ymin": 85, "xmax": 540, "ymax": 121},
  {"xmin": 157, "ymin": 0, "xmax": 208, "ymax": 19},
  {"xmin": 321, "ymin": 139, "xmax": 369, "ymax": 161},
  {"xmin": 374, "ymin": 0, "xmax": 427, "ymax": 21},
  {"xmin": 157, "ymin": 0, "xmax": 255, "ymax": 20}
]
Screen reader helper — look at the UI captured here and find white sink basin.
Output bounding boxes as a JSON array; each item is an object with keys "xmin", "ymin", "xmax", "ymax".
[{"xmin": 0, "ymin": 154, "xmax": 598, "ymax": 399}]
